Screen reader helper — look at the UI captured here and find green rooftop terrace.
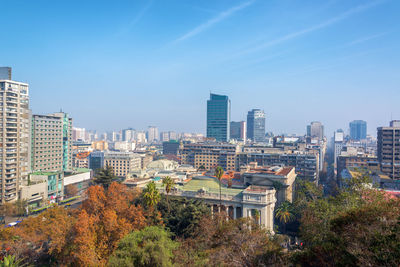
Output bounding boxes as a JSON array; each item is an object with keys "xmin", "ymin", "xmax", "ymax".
[{"xmin": 158, "ymin": 176, "xmax": 243, "ymax": 197}]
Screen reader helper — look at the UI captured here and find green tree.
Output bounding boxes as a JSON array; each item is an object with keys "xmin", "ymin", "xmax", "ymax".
[
  {"xmin": 142, "ymin": 181, "xmax": 161, "ymax": 210},
  {"xmin": 275, "ymin": 201, "xmax": 295, "ymax": 234},
  {"xmin": 94, "ymin": 165, "xmax": 118, "ymax": 189},
  {"xmin": 161, "ymin": 176, "xmax": 175, "ymax": 212},
  {"xmin": 108, "ymin": 226, "xmax": 178, "ymax": 267},
  {"xmin": 157, "ymin": 197, "xmax": 210, "ymax": 238},
  {"xmin": 214, "ymin": 166, "xmax": 224, "ymax": 209}
]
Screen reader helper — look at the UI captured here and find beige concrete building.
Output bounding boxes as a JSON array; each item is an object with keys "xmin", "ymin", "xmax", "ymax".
[
  {"xmin": 0, "ymin": 77, "xmax": 30, "ymax": 203},
  {"xmin": 104, "ymin": 151, "xmax": 141, "ymax": 178},
  {"xmin": 31, "ymin": 113, "xmax": 72, "ymax": 172},
  {"xmin": 92, "ymin": 140, "xmax": 108, "ymax": 151},
  {"xmin": 180, "ymin": 142, "xmax": 239, "ymax": 171}
]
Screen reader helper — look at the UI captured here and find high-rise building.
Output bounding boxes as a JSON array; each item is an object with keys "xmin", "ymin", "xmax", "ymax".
[
  {"xmin": 247, "ymin": 109, "xmax": 265, "ymax": 142},
  {"xmin": 207, "ymin": 93, "xmax": 230, "ymax": 142},
  {"xmin": 169, "ymin": 131, "xmax": 177, "ymax": 140},
  {"xmin": 333, "ymin": 129, "xmax": 345, "ymax": 172},
  {"xmin": 147, "ymin": 126, "xmax": 159, "ymax": 143},
  {"xmin": 307, "ymin": 121, "xmax": 324, "ymax": 140},
  {"xmin": 136, "ymin": 131, "xmax": 147, "ymax": 143},
  {"xmin": 160, "ymin": 132, "xmax": 170, "ymax": 142},
  {"xmin": 0, "ymin": 67, "xmax": 12, "ymax": 80},
  {"xmin": 230, "ymin": 121, "xmax": 247, "ymax": 141},
  {"xmin": 377, "ymin": 121, "xmax": 400, "ymax": 179},
  {"xmin": 122, "ymin": 128, "xmax": 135, "ymax": 142},
  {"xmin": 31, "ymin": 112, "xmax": 73, "ymax": 172},
  {"xmin": 0, "ymin": 72, "xmax": 30, "ymax": 203},
  {"xmin": 349, "ymin": 120, "xmax": 367, "ymax": 140},
  {"xmin": 72, "ymin": 127, "xmax": 86, "ymax": 142}
]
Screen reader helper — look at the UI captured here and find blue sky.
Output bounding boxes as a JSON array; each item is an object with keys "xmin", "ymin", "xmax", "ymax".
[{"xmin": 1, "ymin": 0, "xmax": 399, "ymax": 136}]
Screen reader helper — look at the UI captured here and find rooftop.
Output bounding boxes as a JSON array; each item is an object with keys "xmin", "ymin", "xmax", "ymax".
[{"xmin": 166, "ymin": 176, "xmax": 243, "ymax": 197}]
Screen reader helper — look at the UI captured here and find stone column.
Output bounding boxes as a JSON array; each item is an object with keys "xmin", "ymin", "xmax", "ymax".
[{"xmin": 233, "ymin": 206, "xmax": 237, "ymax": 219}]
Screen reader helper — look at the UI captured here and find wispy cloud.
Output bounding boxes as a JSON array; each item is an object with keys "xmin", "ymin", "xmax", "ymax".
[
  {"xmin": 116, "ymin": 0, "xmax": 153, "ymax": 36},
  {"xmin": 345, "ymin": 32, "xmax": 388, "ymax": 46},
  {"xmin": 235, "ymin": 0, "xmax": 386, "ymax": 56},
  {"xmin": 172, "ymin": 1, "xmax": 254, "ymax": 44}
]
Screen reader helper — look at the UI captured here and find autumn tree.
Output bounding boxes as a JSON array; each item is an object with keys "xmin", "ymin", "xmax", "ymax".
[
  {"xmin": 70, "ymin": 183, "xmax": 147, "ymax": 265},
  {"xmin": 65, "ymin": 184, "xmax": 79, "ymax": 198}
]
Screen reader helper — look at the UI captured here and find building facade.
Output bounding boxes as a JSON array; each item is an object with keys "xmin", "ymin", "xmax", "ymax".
[
  {"xmin": 163, "ymin": 140, "xmax": 180, "ymax": 155},
  {"xmin": 230, "ymin": 121, "xmax": 247, "ymax": 141},
  {"xmin": 180, "ymin": 142, "xmax": 238, "ymax": 171},
  {"xmin": 0, "ymin": 76, "xmax": 30, "ymax": 202},
  {"xmin": 147, "ymin": 126, "xmax": 159, "ymax": 143},
  {"xmin": 207, "ymin": 93, "xmax": 230, "ymax": 142},
  {"xmin": 307, "ymin": 121, "xmax": 324, "ymax": 140},
  {"xmin": 158, "ymin": 176, "xmax": 276, "ymax": 232},
  {"xmin": 238, "ymin": 152, "xmax": 319, "ymax": 182},
  {"xmin": 31, "ymin": 112, "xmax": 72, "ymax": 172},
  {"xmin": 103, "ymin": 151, "xmax": 141, "ymax": 178},
  {"xmin": 247, "ymin": 109, "xmax": 265, "ymax": 142},
  {"xmin": 349, "ymin": 120, "xmax": 367, "ymax": 140},
  {"xmin": 377, "ymin": 121, "xmax": 400, "ymax": 179},
  {"xmin": 122, "ymin": 128, "xmax": 135, "ymax": 142}
]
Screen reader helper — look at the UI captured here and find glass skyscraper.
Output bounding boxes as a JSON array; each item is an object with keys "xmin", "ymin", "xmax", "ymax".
[
  {"xmin": 247, "ymin": 109, "xmax": 266, "ymax": 142},
  {"xmin": 207, "ymin": 93, "xmax": 230, "ymax": 142},
  {"xmin": 349, "ymin": 120, "xmax": 367, "ymax": 140}
]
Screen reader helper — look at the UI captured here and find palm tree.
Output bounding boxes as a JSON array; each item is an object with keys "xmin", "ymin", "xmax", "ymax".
[
  {"xmin": 214, "ymin": 166, "xmax": 224, "ymax": 210},
  {"xmin": 275, "ymin": 201, "xmax": 295, "ymax": 234},
  {"xmin": 94, "ymin": 164, "xmax": 118, "ymax": 189},
  {"xmin": 162, "ymin": 176, "xmax": 175, "ymax": 212},
  {"xmin": 143, "ymin": 181, "xmax": 161, "ymax": 210}
]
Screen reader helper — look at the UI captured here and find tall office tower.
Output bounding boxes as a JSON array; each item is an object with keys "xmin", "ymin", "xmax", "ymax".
[
  {"xmin": 0, "ymin": 67, "xmax": 12, "ymax": 80},
  {"xmin": 333, "ymin": 129, "xmax": 345, "ymax": 173},
  {"xmin": 122, "ymin": 128, "xmax": 135, "ymax": 142},
  {"xmin": 230, "ymin": 121, "xmax": 247, "ymax": 141},
  {"xmin": 168, "ymin": 131, "xmax": 177, "ymax": 140},
  {"xmin": 307, "ymin": 121, "xmax": 324, "ymax": 140},
  {"xmin": 160, "ymin": 132, "xmax": 170, "ymax": 142},
  {"xmin": 207, "ymin": 93, "xmax": 230, "ymax": 142},
  {"xmin": 349, "ymin": 120, "xmax": 367, "ymax": 140},
  {"xmin": 247, "ymin": 109, "xmax": 265, "ymax": 142},
  {"xmin": 72, "ymin": 127, "xmax": 86, "ymax": 141},
  {"xmin": 0, "ymin": 73, "xmax": 30, "ymax": 203},
  {"xmin": 147, "ymin": 126, "xmax": 159, "ymax": 143},
  {"xmin": 377, "ymin": 121, "xmax": 400, "ymax": 179},
  {"xmin": 31, "ymin": 112, "xmax": 73, "ymax": 172}
]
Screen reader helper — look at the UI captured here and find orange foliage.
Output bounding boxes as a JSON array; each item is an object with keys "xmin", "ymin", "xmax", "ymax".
[
  {"xmin": 0, "ymin": 182, "xmax": 147, "ymax": 266},
  {"xmin": 71, "ymin": 182, "xmax": 147, "ymax": 266}
]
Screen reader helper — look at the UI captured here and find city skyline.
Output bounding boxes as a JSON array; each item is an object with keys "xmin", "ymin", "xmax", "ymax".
[{"xmin": 1, "ymin": 0, "xmax": 399, "ymax": 136}]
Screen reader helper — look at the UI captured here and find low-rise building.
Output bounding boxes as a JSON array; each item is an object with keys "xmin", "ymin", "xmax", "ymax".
[
  {"xmin": 158, "ymin": 176, "xmax": 276, "ymax": 232},
  {"xmin": 180, "ymin": 142, "xmax": 239, "ymax": 171},
  {"xmin": 241, "ymin": 163, "xmax": 297, "ymax": 205}
]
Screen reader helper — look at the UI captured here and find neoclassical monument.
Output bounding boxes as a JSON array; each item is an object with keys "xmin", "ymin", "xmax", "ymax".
[{"xmin": 159, "ymin": 176, "xmax": 277, "ymax": 232}]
